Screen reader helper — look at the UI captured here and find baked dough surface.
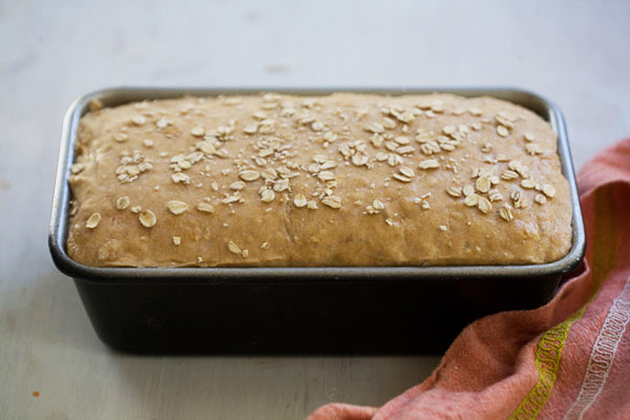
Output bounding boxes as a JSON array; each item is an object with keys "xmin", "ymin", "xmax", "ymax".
[{"xmin": 66, "ymin": 93, "xmax": 572, "ymax": 267}]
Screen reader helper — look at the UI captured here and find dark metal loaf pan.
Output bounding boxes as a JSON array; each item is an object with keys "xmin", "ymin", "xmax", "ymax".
[{"xmin": 49, "ymin": 88, "xmax": 586, "ymax": 354}]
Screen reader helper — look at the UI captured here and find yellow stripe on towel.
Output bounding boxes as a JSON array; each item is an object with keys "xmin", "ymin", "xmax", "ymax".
[{"xmin": 508, "ymin": 186, "xmax": 618, "ymax": 420}]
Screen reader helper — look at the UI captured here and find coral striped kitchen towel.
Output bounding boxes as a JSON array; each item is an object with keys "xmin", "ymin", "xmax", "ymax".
[{"xmin": 307, "ymin": 138, "xmax": 630, "ymax": 420}]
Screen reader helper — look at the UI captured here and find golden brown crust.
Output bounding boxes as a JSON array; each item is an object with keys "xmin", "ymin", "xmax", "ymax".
[{"xmin": 66, "ymin": 93, "xmax": 572, "ymax": 267}]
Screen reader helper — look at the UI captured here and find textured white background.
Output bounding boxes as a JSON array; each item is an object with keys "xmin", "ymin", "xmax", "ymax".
[{"xmin": 1, "ymin": 0, "xmax": 629, "ymax": 418}]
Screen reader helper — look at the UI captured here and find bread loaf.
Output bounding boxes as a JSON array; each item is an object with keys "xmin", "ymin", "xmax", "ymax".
[{"xmin": 66, "ymin": 93, "xmax": 572, "ymax": 267}]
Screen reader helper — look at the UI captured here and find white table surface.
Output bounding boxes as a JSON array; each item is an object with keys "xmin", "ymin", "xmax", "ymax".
[{"xmin": 1, "ymin": 0, "xmax": 629, "ymax": 418}]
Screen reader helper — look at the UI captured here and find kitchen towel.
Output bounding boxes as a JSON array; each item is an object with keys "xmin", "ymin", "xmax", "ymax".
[{"xmin": 307, "ymin": 138, "xmax": 630, "ymax": 420}]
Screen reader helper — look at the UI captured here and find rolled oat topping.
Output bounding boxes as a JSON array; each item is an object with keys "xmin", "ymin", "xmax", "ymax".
[
  {"xmin": 139, "ymin": 210, "xmax": 157, "ymax": 228},
  {"xmin": 535, "ymin": 194, "xmax": 547, "ymax": 205},
  {"xmin": 86, "ymin": 213, "xmax": 101, "ymax": 229},
  {"xmin": 446, "ymin": 186, "xmax": 462, "ymax": 198},
  {"xmin": 418, "ymin": 159, "xmax": 440, "ymax": 170},
  {"xmin": 167, "ymin": 200, "xmax": 188, "ymax": 215},
  {"xmin": 228, "ymin": 240, "xmax": 241, "ymax": 254},
  {"xmin": 293, "ymin": 193, "xmax": 308, "ymax": 208},
  {"xmin": 499, "ymin": 205, "xmax": 514, "ymax": 222},
  {"xmin": 116, "ymin": 196, "xmax": 130, "ymax": 210}
]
